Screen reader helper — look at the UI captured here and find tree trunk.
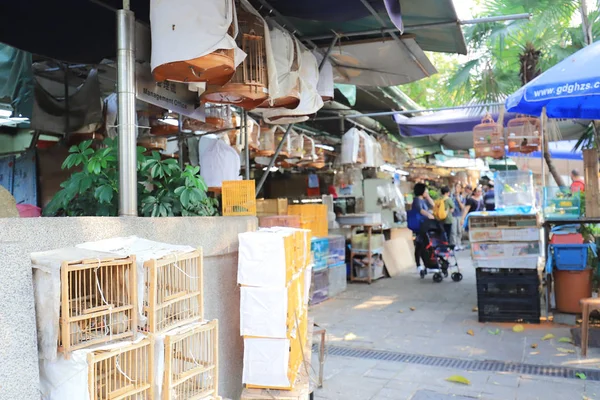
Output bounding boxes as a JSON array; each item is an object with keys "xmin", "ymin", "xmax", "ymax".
[{"xmin": 543, "ymin": 134, "xmax": 566, "ymax": 187}]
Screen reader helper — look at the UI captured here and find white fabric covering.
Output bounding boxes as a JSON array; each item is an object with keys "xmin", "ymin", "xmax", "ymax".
[
  {"xmin": 341, "ymin": 127, "xmax": 361, "ymax": 164},
  {"xmin": 238, "ymin": 231, "xmax": 287, "ymax": 287},
  {"xmin": 243, "ymin": 337, "xmax": 290, "ymax": 387},
  {"xmin": 76, "ymin": 236, "xmax": 196, "ymax": 329},
  {"xmin": 150, "ymin": 0, "xmax": 245, "ymax": 76},
  {"xmin": 373, "ymin": 140, "xmax": 384, "ymax": 168},
  {"xmin": 240, "ymin": 286, "xmax": 287, "ymax": 338},
  {"xmin": 199, "ymin": 136, "xmax": 241, "ymax": 187},
  {"xmin": 31, "ymin": 247, "xmax": 125, "ymax": 361},
  {"xmin": 259, "ymin": 25, "xmax": 299, "ymax": 106},
  {"xmin": 261, "ymin": 44, "xmax": 324, "ymax": 124},
  {"xmin": 313, "ymin": 51, "xmax": 334, "ymax": 99},
  {"xmin": 361, "ymin": 131, "xmax": 375, "ymax": 167}
]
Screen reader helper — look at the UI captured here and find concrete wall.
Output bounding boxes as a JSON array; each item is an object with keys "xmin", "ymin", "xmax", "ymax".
[{"xmin": 0, "ymin": 216, "xmax": 256, "ymax": 400}]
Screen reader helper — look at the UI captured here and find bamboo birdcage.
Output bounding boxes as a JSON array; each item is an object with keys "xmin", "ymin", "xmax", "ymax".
[
  {"xmin": 506, "ymin": 115, "xmax": 541, "ymax": 154},
  {"xmin": 222, "ymin": 180, "xmax": 257, "ymax": 216},
  {"xmin": 275, "ymin": 128, "xmax": 291, "ymax": 158},
  {"xmin": 256, "ymin": 124, "xmax": 276, "ymax": 156},
  {"xmin": 138, "ymin": 135, "xmax": 167, "ymax": 152},
  {"xmin": 301, "ymin": 135, "xmax": 317, "ymax": 163},
  {"xmin": 163, "ymin": 320, "xmax": 219, "ymax": 400},
  {"xmin": 257, "ymin": 31, "xmax": 301, "ymax": 110},
  {"xmin": 87, "ymin": 338, "xmax": 154, "ymax": 400},
  {"xmin": 202, "ymin": 5, "xmax": 269, "ymax": 110},
  {"xmin": 288, "ymin": 131, "xmax": 304, "ymax": 159},
  {"xmin": 59, "ymin": 256, "xmax": 137, "ymax": 358},
  {"xmin": 473, "ymin": 114, "xmax": 505, "ymax": 159},
  {"xmin": 152, "ymin": 2, "xmax": 236, "ymax": 85},
  {"xmin": 309, "ymin": 147, "xmax": 327, "ymax": 169},
  {"xmin": 143, "ymin": 250, "xmax": 204, "ymax": 334}
]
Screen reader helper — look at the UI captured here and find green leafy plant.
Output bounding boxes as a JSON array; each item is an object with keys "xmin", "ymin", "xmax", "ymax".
[{"xmin": 44, "ymin": 138, "xmax": 219, "ymax": 217}]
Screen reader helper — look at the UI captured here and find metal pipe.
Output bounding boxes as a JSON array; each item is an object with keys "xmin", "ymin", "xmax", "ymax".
[
  {"xmin": 63, "ymin": 63, "xmax": 70, "ymax": 141},
  {"xmin": 319, "ymin": 36, "xmax": 338, "ymax": 71},
  {"xmin": 314, "ymin": 102, "xmax": 504, "ymax": 121},
  {"xmin": 117, "ymin": 9, "xmax": 137, "ymax": 216},
  {"xmin": 243, "ymin": 111, "xmax": 250, "ymax": 180},
  {"xmin": 304, "ymin": 13, "xmax": 532, "ymax": 41},
  {"xmin": 178, "ymin": 114, "xmax": 184, "ymax": 168},
  {"xmin": 255, "ymin": 124, "xmax": 293, "ymax": 197}
]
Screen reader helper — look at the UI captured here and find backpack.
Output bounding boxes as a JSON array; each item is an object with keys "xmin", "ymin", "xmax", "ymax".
[
  {"xmin": 433, "ymin": 198, "xmax": 448, "ymax": 221},
  {"xmin": 407, "ymin": 208, "xmax": 425, "ymax": 233}
]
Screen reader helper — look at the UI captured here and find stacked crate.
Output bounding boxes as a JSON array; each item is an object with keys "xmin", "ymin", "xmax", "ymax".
[
  {"xmin": 238, "ymin": 227, "xmax": 312, "ymax": 390},
  {"xmin": 310, "ymin": 237, "xmax": 329, "ymax": 305},
  {"xmin": 287, "ymin": 204, "xmax": 328, "ymax": 237},
  {"xmin": 327, "ymin": 235, "xmax": 347, "ymax": 298},
  {"xmin": 469, "ymin": 214, "xmax": 542, "ymax": 323},
  {"xmin": 34, "ymin": 239, "xmax": 220, "ymax": 400}
]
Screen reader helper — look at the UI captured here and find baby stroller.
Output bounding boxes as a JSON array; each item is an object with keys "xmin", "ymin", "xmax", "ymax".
[{"xmin": 418, "ymin": 220, "xmax": 462, "ymax": 283}]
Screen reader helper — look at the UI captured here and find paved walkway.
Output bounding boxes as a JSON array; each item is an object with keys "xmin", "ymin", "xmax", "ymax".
[{"xmin": 309, "ymin": 251, "xmax": 600, "ymax": 400}]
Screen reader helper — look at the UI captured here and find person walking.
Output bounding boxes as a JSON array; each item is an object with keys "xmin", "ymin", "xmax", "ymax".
[
  {"xmin": 463, "ymin": 186, "xmax": 484, "ymax": 219},
  {"xmin": 411, "ymin": 183, "xmax": 434, "ymax": 274},
  {"xmin": 450, "ymin": 183, "xmax": 465, "ymax": 250},
  {"xmin": 435, "ymin": 186, "xmax": 455, "ymax": 243}
]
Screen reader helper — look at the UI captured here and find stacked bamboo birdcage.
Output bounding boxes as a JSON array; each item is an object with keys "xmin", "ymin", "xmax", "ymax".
[
  {"xmin": 506, "ymin": 115, "xmax": 541, "ymax": 154},
  {"xmin": 473, "ymin": 114, "xmax": 505, "ymax": 159},
  {"xmin": 238, "ymin": 227, "xmax": 312, "ymax": 391},
  {"xmin": 34, "ymin": 239, "xmax": 221, "ymax": 400}
]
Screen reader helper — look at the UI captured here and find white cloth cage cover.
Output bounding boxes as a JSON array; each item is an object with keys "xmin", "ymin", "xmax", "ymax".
[
  {"xmin": 199, "ymin": 135, "xmax": 241, "ymax": 187},
  {"xmin": 261, "ymin": 44, "xmax": 324, "ymax": 124},
  {"xmin": 312, "ymin": 51, "xmax": 334, "ymax": 100},
  {"xmin": 150, "ymin": 0, "xmax": 245, "ymax": 79},
  {"xmin": 341, "ymin": 127, "xmax": 361, "ymax": 164}
]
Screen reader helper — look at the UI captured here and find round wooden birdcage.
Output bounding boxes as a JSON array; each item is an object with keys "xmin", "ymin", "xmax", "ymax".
[
  {"xmin": 202, "ymin": 5, "xmax": 269, "ymax": 110},
  {"xmin": 473, "ymin": 114, "xmax": 505, "ymax": 159},
  {"xmin": 152, "ymin": 2, "xmax": 236, "ymax": 85},
  {"xmin": 506, "ymin": 115, "xmax": 541, "ymax": 154}
]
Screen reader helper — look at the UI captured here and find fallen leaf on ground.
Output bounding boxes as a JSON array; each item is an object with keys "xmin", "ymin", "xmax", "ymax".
[
  {"xmin": 531, "ymin": 343, "xmax": 538, "ymax": 349},
  {"xmin": 558, "ymin": 337, "xmax": 573, "ymax": 343},
  {"xmin": 410, "ymin": 307, "xmax": 416, "ymax": 311},
  {"xmin": 398, "ymin": 310, "xmax": 404, "ymax": 313},
  {"xmin": 530, "ymin": 351, "xmax": 540, "ymax": 355},
  {"xmin": 542, "ymin": 333, "xmax": 555, "ymax": 341},
  {"xmin": 472, "ymin": 307, "xmax": 478, "ymax": 312},
  {"xmin": 446, "ymin": 375, "xmax": 471, "ymax": 385},
  {"xmin": 467, "ymin": 329, "xmax": 474, "ymax": 336},
  {"xmin": 344, "ymin": 333, "xmax": 357, "ymax": 341},
  {"xmin": 488, "ymin": 329, "xmax": 501, "ymax": 335},
  {"xmin": 557, "ymin": 347, "xmax": 575, "ymax": 354},
  {"xmin": 576, "ymin": 372, "xmax": 587, "ymax": 380},
  {"xmin": 512, "ymin": 324, "xmax": 525, "ymax": 333}
]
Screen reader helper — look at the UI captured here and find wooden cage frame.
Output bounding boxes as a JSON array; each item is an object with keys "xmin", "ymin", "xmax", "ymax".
[{"xmin": 143, "ymin": 249, "xmax": 204, "ymax": 334}]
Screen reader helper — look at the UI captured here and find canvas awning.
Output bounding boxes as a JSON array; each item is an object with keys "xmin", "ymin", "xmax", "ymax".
[{"xmin": 395, "ymin": 110, "xmax": 590, "ymax": 150}]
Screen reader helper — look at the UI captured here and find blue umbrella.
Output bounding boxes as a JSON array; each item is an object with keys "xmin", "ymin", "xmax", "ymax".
[{"xmin": 505, "ymin": 41, "xmax": 600, "ymax": 119}]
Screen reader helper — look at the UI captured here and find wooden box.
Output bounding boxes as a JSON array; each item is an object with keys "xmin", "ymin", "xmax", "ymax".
[
  {"xmin": 143, "ymin": 250, "xmax": 203, "ymax": 334},
  {"xmin": 60, "ymin": 256, "xmax": 138, "ymax": 357},
  {"xmin": 163, "ymin": 320, "xmax": 219, "ymax": 400},
  {"xmin": 88, "ymin": 338, "xmax": 154, "ymax": 400}
]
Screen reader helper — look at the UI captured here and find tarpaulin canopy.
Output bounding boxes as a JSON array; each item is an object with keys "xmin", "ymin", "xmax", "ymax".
[
  {"xmin": 395, "ymin": 109, "xmax": 589, "ymax": 150},
  {"xmin": 505, "ymin": 41, "xmax": 600, "ymax": 119}
]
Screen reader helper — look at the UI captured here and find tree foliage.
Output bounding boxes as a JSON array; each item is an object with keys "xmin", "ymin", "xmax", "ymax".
[{"xmin": 44, "ymin": 139, "xmax": 219, "ymax": 217}]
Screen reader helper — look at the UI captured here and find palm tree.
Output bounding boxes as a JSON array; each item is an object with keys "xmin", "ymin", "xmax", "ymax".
[{"xmin": 445, "ymin": 0, "xmax": 592, "ymax": 186}]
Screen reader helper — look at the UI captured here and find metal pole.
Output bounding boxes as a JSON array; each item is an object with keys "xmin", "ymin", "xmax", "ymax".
[
  {"xmin": 541, "ymin": 107, "xmax": 546, "ymax": 186},
  {"xmin": 319, "ymin": 36, "xmax": 338, "ymax": 71},
  {"xmin": 63, "ymin": 64, "xmax": 70, "ymax": 142},
  {"xmin": 315, "ymin": 102, "xmax": 505, "ymax": 120},
  {"xmin": 303, "ymin": 13, "xmax": 532, "ymax": 40},
  {"xmin": 178, "ymin": 114, "xmax": 184, "ymax": 168},
  {"xmin": 255, "ymin": 125, "xmax": 293, "ymax": 196},
  {"xmin": 117, "ymin": 8, "xmax": 138, "ymax": 216},
  {"xmin": 243, "ymin": 111, "xmax": 250, "ymax": 180}
]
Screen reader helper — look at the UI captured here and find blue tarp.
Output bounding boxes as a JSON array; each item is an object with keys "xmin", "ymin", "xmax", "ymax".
[{"xmin": 506, "ymin": 41, "xmax": 600, "ymax": 119}]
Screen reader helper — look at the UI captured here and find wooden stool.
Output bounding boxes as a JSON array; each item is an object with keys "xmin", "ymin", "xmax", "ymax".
[
  {"xmin": 313, "ymin": 323, "xmax": 326, "ymax": 388},
  {"xmin": 580, "ymin": 297, "xmax": 600, "ymax": 356}
]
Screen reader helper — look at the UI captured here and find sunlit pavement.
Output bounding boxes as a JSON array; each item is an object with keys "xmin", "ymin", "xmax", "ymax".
[{"xmin": 310, "ymin": 251, "xmax": 600, "ymax": 399}]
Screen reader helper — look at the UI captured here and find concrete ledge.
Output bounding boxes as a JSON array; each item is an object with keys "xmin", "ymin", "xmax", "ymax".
[{"xmin": 0, "ymin": 216, "xmax": 256, "ymax": 400}]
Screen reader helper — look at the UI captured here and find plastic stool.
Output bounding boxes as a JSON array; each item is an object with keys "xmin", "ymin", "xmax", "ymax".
[{"xmin": 580, "ymin": 297, "xmax": 600, "ymax": 356}]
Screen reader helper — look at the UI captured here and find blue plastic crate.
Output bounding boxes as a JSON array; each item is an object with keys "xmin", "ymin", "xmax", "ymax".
[
  {"xmin": 553, "ymin": 244, "xmax": 588, "ymax": 271},
  {"xmin": 311, "ymin": 237, "xmax": 329, "ymax": 269},
  {"xmin": 327, "ymin": 235, "xmax": 345, "ymax": 265}
]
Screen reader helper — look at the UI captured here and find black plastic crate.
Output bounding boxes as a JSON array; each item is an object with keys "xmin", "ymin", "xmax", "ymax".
[
  {"xmin": 477, "ymin": 295, "xmax": 540, "ymax": 323},
  {"xmin": 476, "ymin": 268, "xmax": 540, "ymax": 298}
]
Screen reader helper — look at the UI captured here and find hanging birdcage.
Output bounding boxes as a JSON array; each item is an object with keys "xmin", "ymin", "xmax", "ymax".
[
  {"xmin": 202, "ymin": 3, "xmax": 269, "ymax": 110},
  {"xmin": 506, "ymin": 115, "xmax": 541, "ymax": 154},
  {"xmin": 288, "ymin": 131, "xmax": 304, "ymax": 159},
  {"xmin": 275, "ymin": 127, "xmax": 291, "ymax": 158},
  {"xmin": 257, "ymin": 27, "xmax": 300, "ymax": 110},
  {"xmin": 301, "ymin": 135, "xmax": 317, "ymax": 162},
  {"xmin": 256, "ymin": 124, "xmax": 276, "ymax": 156},
  {"xmin": 473, "ymin": 114, "xmax": 505, "ymax": 159},
  {"xmin": 151, "ymin": 0, "xmax": 237, "ymax": 85},
  {"xmin": 309, "ymin": 147, "xmax": 327, "ymax": 169}
]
